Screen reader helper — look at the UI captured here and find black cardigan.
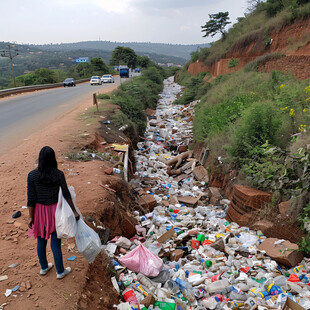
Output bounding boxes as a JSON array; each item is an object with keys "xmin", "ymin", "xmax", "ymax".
[{"xmin": 27, "ymin": 169, "xmax": 71, "ymax": 207}]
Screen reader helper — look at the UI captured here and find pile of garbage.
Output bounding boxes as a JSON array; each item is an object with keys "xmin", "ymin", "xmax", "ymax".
[{"xmin": 105, "ymin": 77, "xmax": 309, "ymax": 310}]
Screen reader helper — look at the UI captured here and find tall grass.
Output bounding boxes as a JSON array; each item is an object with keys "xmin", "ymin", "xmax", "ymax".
[
  {"xmin": 192, "ymin": 70, "xmax": 309, "ymax": 169},
  {"xmin": 111, "ymin": 64, "xmax": 166, "ymax": 136}
]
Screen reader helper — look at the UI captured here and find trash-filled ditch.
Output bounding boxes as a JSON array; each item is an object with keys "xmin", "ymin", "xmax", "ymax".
[{"xmin": 99, "ymin": 77, "xmax": 310, "ymax": 310}]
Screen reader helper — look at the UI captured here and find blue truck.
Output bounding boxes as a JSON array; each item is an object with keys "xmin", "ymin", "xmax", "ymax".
[{"xmin": 119, "ymin": 65, "xmax": 129, "ymax": 78}]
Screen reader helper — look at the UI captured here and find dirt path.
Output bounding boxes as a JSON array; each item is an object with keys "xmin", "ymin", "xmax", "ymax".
[{"xmin": 0, "ymin": 84, "xmax": 118, "ymax": 310}]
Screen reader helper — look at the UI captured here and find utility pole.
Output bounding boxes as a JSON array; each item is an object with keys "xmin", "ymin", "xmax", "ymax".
[{"xmin": 0, "ymin": 44, "xmax": 19, "ymax": 88}]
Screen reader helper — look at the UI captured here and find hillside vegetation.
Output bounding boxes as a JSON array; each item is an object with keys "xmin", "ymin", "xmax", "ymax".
[
  {"xmin": 195, "ymin": 0, "xmax": 310, "ymax": 67},
  {"xmin": 176, "ymin": 0, "xmax": 310, "ymax": 247},
  {"xmin": 31, "ymin": 41, "xmax": 210, "ymax": 61},
  {"xmin": 0, "ymin": 41, "xmax": 193, "ymax": 88}
]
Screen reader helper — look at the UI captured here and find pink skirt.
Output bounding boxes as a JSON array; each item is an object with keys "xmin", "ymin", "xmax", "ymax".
[{"xmin": 28, "ymin": 203, "xmax": 57, "ymax": 240}]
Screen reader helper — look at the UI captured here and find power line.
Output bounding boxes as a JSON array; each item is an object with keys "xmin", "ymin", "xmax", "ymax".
[{"xmin": 0, "ymin": 44, "xmax": 19, "ymax": 87}]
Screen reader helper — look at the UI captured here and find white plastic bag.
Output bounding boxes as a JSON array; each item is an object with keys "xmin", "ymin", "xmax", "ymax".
[
  {"xmin": 118, "ymin": 244, "xmax": 163, "ymax": 277},
  {"xmin": 75, "ymin": 219, "xmax": 102, "ymax": 263},
  {"xmin": 55, "ymin": 187, "xmax": 77, "ymax": 239}
]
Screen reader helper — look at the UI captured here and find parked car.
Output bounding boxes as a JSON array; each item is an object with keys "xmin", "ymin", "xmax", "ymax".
[
  {"xmin": 90, "ymin": 76, "xmax": 101, "ymax": 85},
  {"xmin": 63, "ymin": 78, "xmax": 76, "ymax": 87},
  {"xmin": 101, "ymin": 74, "xmax": 114, "ymax": 83}
]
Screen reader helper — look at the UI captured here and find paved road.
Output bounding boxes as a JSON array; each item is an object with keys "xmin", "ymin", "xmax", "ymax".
[{"xmin": 0, "ymin": 78, "xmax": 122, "ymax": 155}]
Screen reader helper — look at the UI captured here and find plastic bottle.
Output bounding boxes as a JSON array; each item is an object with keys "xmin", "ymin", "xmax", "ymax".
[
  {"xmin": 200, "ymin": 294, "xmax": 223, "ymax": 309},
  {"xmin": 288, "ymin": 265, "xmax": 305, "ymax": 274},
  {"xmin": 227, "ymin": 301, "xmax": 244, "ymax": 308},
  {"xmin": 228, "ymin": 290, "xmax": 248, "ymax": 301},
  {"xmin": 207, "ymin": 279, "xmax": 230, "ymax": 294},
  {"xmin": 273, "ymin": 275, "xmax": 287, "ymax": 289},
  {"xmin": 137, "ymin": 273, "xmax": 156, "ymax": 291},
  {"xmin": 175, "ymin": 277, "xmax": 195, "ymax": 302},
  {"xmin": 133, "ymin": 281, "xmax": 149, "ymax": 297},
  {"xmin": 209, "ymin": 262, "xmax": 225, "ymax": 273},
  {"xmin": 244, "ymin": 297, "xmax": 260, "ymax": 310},
  {"xmin": 250, "ymin": 287, "xmax": 269, "ymax": 299},
  {"xmin": 200, "ymin": 297, "xmax": 217, "ymax": 309},
  {"xmin": 122, "ymin": 288, "xmax": 140, "ymax": 308},
  {"xmin": 151, "ymin": 270, "xmax": 170, "ymax": 284},
  {"xmin": 164, "ymin": 279, "xmax": 179, "ymax": 295}
]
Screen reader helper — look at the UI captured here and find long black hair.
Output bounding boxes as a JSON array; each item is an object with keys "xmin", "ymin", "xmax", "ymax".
[{"xmin": 38, "ymin": 146, "xmax": 59, "ymax": 185}]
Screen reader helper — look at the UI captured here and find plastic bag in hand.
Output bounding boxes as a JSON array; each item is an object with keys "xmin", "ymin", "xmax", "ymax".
[
  {"xmin": 55, "ymin": 187, "xmax": 77, "ymax": 239},
  {"xmin": 119, "ymin": 244, "xmax": 163, "ymax": 277},
  {"xmin": 75, "ymin": 219, "xmax": 102, "ymax": 263}
]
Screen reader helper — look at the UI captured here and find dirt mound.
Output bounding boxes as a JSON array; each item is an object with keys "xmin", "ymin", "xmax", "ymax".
[
  {"xmin": 77, "ymin": 251, "xmax": 119, "ymax": 310},
  {"xmin": 188, "ymin": 17, "xmax": 310, "ymax": 79}
]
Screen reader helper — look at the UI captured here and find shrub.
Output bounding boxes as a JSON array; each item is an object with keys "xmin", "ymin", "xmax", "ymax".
[
  {"xmin": 112, "ymin": 95, "xmax": 146, "ymax": 135},
  {"xmin": 190, "ymin": 50, "xmax": 200, "ymax": 62},
  {"xmin": 228, "ymin": 102, "xmax": 285, "ymax": 164},
  {"xmin": 97, "ymin": 93, "xmax": 110, "ymax": 100},
  {"xmin": 228, "ymin": 58, "xmax": 239, "ymax": 68},
  {"xmin": 174, "ymin": 72, "xmax": 208, "ymax": 105}
]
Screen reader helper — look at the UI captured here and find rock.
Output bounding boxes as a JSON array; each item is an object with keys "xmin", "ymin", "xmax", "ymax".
[
  {"xmin": 210, "ymin": 238, "xmax": 225, "ymax": 252},
  {"xmin": 26, "ymin": 280, "xmax": 31, "ymax": 290},
  {"xmin": 161, "ymin": 200, "xmax": 169, "ymax": 207},
  {"xmin": 279, "ymin": 201, "xmax": 290, "ymax": 218},
  {"xmin": 104, "ymin": 168, "xmax": 113, "ymax": 175},
  {"xmin": 253, "ymin": 219, "xmax": 274, "ymax": 232},
  {"xmin": 257, "ymin": 238, "xmax": 303, "ymax": 267},
  {"xmin": 138, "ymin": 194, "xmax": 157, "ymax": 211},
  {"xmin": 14, "ymin": 222, "xmax": 22, "ymax": 228},
  {"xmin": 193, "ymin": 166, "xmax": 209, "ymax": 183},
  {"xmin": 141, "ymin": 294, "xmax": 155, "ymax": 308},
  {"xmin": 178, "ymin": 145, "xmax": 188, "ymax": 153},
  {"xmin": 209, "ymin": 187, "xmax": 222, "ymax": 200},
  {"xmin": 232, "ymin": 185, "xmax": 272, "ymax": 210},
  {"xmin": 122, "ymin": 217, "xmax": 137, "ymax": 239}
]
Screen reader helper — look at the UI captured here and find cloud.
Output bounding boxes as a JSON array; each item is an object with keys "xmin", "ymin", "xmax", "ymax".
[
  {"xmin": 0, "ymin": 0, "xmax": 248, "ymax": 44},
  {"xmin": 53, "ymin": 0, "xmax": 132, "ymax": 13}
]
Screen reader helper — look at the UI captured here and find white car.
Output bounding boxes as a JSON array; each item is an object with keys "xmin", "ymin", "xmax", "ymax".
[
  {"xmin": 90, "ymin": 76, "xmax": 101, "ymax": 85},
  {"xmin": 101, "ymin": 74, "xmax": 114, "ymax": 83}
]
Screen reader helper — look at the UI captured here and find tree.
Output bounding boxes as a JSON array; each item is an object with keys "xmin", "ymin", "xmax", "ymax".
[
  {"xmin": 90, "ymin": 57, "xmax": 109, "ymax": 75},
  {"xmin": 247, "ymin": 0, "xmax": 264, "ymax": 12},
  {"xmin": 264, "ymin": 0, "xmax": 284, "ymax": 16},
  {"xmin": 110, "ymin": 46, "xmax": 137, "ymax": 69},
  {"xmin": 201, "ymin": 12, "xmax": 231, "ymax": 38},
  {"xmin": 137, "ymin": 55, "xmax": 150, "ymax": 68}
]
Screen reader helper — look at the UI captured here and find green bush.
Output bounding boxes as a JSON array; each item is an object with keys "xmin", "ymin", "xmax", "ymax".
[
  {"xmin": 194, "ymin": 93, "xmax": 256, "ymax": 141},
  {"xmin": 142, "ymin": 66, "xmax": 164, "ymax": 85},
  {"xmin": 97, "ymin": 93, "xmax": 110, "ymax": 100},
  {"xmin": 228, "ymin": 58, "xmax": 239, "ymax": 68},
  {"xmin": 110, "ymin": 63, "xmax": 165, "ymax": 136},
  {"xmin": 174, "ymin": 72, "xmax": 208, "ymax": 105},
  {"xmin": 112, "ymin": 95, "xmax": 146, "ymax": 135},
  {"xmin": 228, "ymin": 102, "xmax": 285, "ymax": 164}
]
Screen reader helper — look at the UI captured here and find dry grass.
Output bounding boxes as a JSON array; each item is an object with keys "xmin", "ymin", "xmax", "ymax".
[
  {"xmin": 287, "ymin": 31, "xmax": 310, "ymax": 52},
  {"xmin": 228, "ymin": 30, "xmax": 264, "ymax": 55}
]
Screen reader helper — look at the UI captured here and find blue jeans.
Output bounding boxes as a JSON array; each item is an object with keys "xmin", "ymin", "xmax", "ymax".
[{"xmin": 37, "ymin": 232, "xmax": 64, "ymax": 274}]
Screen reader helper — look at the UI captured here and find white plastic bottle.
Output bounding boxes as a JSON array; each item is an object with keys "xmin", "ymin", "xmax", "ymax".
[{"xmin": 207, "ymin": 279, "xmax": 230, "ymax": 294}]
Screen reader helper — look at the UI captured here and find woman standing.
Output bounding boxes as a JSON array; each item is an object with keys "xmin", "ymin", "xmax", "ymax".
[{"xmin": 27, "ymin": 146, "xmax": 80, "ymax": 279}]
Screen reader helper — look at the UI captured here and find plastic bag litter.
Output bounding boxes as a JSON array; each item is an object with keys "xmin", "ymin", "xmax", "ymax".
[
  {"xmin": 55, "ymin": 187, "xmax": 77, "ymax": 239},
  {"xmin": 75, "ymin": 219, "xmax": 102, "ymax": 263},
  {"xmin": 237, "ymin": 233, "xmax": 258, "ymax": 248},
  {"xmin": 119, "ymin": 244, "xmax": 163, "ymax": 277}
]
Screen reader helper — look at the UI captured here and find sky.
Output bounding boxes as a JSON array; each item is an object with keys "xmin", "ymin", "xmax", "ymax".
[{"xmin": 2, "ymin": 0, "xmax": 248, "ymax": 45}]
